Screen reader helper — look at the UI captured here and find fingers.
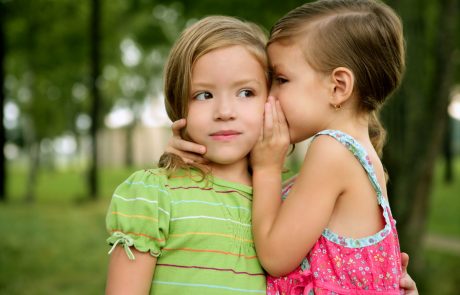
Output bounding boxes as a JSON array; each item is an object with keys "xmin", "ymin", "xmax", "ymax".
[
  {"xmin": 275, "ymin": 99, "xmax": 289, "ymax": 135},
  {"xmin": 263, "ymin": 101, "xmax": 274, "ymax": 139},
  {"xmin": 258, "ymin": 125, "xmax": 264, "ymax": 142},
  {"xmin": 269, "ymin": 97, "xmax": 280, "ymax": 134},
  {"xmin": 168, "ymin": 136, "xmax": 206, "ymax": 155},
  {"xmin": 164, "ymin": 146, "xmax": 208, "ymax": 164},
  {"xmin": 167, "ymin": 119, "xmax": 207, "ymax": 164},
  {"xmin": 171, "ymin": 119, "xmax": 186, "ymax": 136},
  {"xmin": 399, "ymin": 252, "xmax": 417, "ymax": 293},
  {"xmin": 401, "ymin": 252, "xmax": 409, "ymax": 274},
  {"xmin": 165, "ymin": 140, "xmax": 207, "ymax": 163},
  {"xmin": 399, "ymin": 273, "xmax": 417, "ymax": 293},
  {"xmin": 169, "ymin": 119, "xmax": 206, "ymax": 155}
]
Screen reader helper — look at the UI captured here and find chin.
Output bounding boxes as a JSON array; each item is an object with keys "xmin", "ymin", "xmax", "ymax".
[
  {"xmin": 290, "ymin": 130, "xmax": 313, "ymax": 144},
  {"xmin": 204, "ymin": 155, "xmax": 242, "ymax": 165},
  {"xmin": 204, "ymin": 151, "xmax": 248, "ymax": 166}
]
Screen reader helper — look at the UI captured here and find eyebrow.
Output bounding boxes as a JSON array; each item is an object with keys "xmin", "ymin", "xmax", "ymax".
[
  {"xmin": 232, "ymin": 79, "xmax": 263, "ymax": 87},
  {"xmin": 191, "ymin": 79, "xmax": 263, "ymax": 88}
]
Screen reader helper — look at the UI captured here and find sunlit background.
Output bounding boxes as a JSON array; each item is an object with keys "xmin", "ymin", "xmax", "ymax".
[{"xmin": 0, "ymin": 0, "xmax": 459, "ymax": 294}]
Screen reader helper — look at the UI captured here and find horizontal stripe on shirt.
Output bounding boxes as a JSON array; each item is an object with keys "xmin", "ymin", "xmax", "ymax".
[{"xmin": 152, "ymin": 280, "xmax": 266, "ymax": 293}]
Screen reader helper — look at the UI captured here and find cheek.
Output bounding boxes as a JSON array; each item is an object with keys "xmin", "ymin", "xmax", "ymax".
[
  {"xmin": 277, "ymin": 98, "xmax": 291, "ymax": 118},
  {"xmin": 185, "ymin": 106, "xmax": 203, "ymax": 141},
  {"xmin": 246, "ymin": 108, "xmax": 264, "ymax": 137}
]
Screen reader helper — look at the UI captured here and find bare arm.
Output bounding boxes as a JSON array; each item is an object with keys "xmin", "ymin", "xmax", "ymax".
[
  {"xmin": 106, "ymin": 247, "xmax": 157, "ymax": 295},
  {"xmin": 251, "ymin": 98, "xmax": 344, "ymax": 276},
  {"xmin": 165, "ymin": 119, "xmax": 208, "ymax": 164}
]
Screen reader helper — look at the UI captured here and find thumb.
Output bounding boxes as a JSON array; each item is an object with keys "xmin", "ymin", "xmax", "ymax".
[{"xmin": 401, "ymin": 252, "xmax": 409, "ymax": 274}]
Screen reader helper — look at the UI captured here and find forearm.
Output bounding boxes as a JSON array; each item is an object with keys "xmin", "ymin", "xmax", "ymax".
[{"xmin": 252, "ymin": 168, "xmax": 284, "ymax": 273}]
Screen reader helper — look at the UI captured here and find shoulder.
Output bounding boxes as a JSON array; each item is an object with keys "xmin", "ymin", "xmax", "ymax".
[
  {"xmin": 291, "ymin": 134, "xmax": 351, "ymax": 200},
  {"xmin": 295, "ymin": 134, "xmax": 353, "ymax": 193},
  {"xmin": 107, "ymin": 168, "xmax": 174, "ymax": 257},
  {"xmin": 305, "ymin": 134, "xmax": 351, "ymax": 170},
  {"xmin": 113, "ymin": 168, "xmax": 172, "ymax": 200},
  {"xmin": 124, "ymin": 168, "xmax": 169, "ymax": 183},
  {"xmin": 116, "ymin": 168, "xmax": 204, "ymax": 195}
]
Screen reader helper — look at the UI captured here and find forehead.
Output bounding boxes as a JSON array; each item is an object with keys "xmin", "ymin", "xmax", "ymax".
[
  {"xmin": 196, "ymin": 45, "xmax": 265, "ymax": 68},
  {"xmin": 192, "ymin": 45, "xmax": 268, "ymax": 83},
  {"xmin": 267, "ymin": 42, "xmax": 303, "ymax": 67}
]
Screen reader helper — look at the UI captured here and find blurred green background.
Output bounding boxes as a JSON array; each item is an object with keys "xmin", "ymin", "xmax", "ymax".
[{"xmin": 1, "ymin": 0, "xmax": 460, "ymax": 294}]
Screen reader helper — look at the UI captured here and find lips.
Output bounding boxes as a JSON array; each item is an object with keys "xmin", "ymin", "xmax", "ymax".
[{"xmin": 210, "ymin": 130, "xmax": 241, "ymax": 141}]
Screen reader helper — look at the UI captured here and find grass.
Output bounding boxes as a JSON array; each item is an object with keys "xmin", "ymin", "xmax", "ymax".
[
  {"xmin": 427, "ymin": 158, "xmax": 460, "ymax": 237},
  {"xmin": 0, "ymin": 202, "xmax": 108, "ymax": 294},
  {"xmin": 422, "ymin": 249, "xmax": 460, "ymax": 295},
  {"xmin": 419, "ymin": 158, "xmax": 460, "ymax": 295},
  {"xmin": 0, "ymin": 164, "xmax": 133, "ymax": 295},
  {"xmin": 0, "ymin": 159, "xmax": 459, "ymax": 294}
]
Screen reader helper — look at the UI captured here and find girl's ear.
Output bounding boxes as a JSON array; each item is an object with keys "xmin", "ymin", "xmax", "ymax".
[{"xmin": 329, "ymin": 67, "xmax": 354, "ymax": 106}]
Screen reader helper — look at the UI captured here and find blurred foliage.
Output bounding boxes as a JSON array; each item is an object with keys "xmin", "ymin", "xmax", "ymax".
[{"xmin": 1, "ymin": 0, "xmax": 460, "ymax": 294}]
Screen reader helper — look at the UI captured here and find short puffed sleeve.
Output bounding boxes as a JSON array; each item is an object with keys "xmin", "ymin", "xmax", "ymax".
[{"xmin": 106, "ymin": 169, "xmax": 171, "ymax": 260}]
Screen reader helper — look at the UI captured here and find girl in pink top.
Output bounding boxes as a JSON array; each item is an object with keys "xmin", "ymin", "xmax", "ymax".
[
  {"xmin": 249, "ymin": 0, "xmax": 407, "ymax": 294},
  {"xmin": 166, "ymin": 1, "xmax": 419, "ymax": 293}
]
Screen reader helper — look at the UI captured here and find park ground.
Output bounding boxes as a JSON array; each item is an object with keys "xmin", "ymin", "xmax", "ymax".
[{"xmin": 0, "ymin": 159, "xmax": 459, "ymax": 294}]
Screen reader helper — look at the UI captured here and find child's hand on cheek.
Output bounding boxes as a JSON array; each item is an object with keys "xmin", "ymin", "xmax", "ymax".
[
  {"xmin": 165, "ymin": 119, "xmax": 208, "ymax": 164},
  {"xmin": 250, "ymin": 96, "xmax": 290, "ymax": 173}
]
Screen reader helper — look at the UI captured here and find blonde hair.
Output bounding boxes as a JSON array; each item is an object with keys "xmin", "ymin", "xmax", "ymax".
[
  {"xmin": 269, "ymin": 0, "xmax": 405, "ymax": 156},
  {"xmin": 159, "ymin": 16, "xmax": 268, "ymax": 174}
]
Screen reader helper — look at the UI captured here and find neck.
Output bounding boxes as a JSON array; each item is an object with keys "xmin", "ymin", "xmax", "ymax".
[
  {"xmin": 323, "ymin": 108, "xmax": 371, "ymax": 143},
  {"xmin": 208, "ymin": 158, "xmax": 252, "ymax": 186}
]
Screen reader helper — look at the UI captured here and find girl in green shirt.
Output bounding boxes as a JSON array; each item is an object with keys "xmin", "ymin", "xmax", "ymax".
[{"xmin": 106, "ymin": 15, "xmax": 270, "ymax": 294}]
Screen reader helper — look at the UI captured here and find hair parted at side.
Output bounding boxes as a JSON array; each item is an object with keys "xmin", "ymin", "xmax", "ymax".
[
  {"xmin": 269, "ymin": 0, "xmax": 405, "ymax": 156},
  {"xmin": 159, "ymin": 15, "xmax": 268, "ymax": 175}
]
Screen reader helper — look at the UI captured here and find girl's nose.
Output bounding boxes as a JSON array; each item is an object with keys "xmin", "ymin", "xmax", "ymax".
[{"xmin": 214, "ymin": 98, "xmax": 236, "ymax": 121}]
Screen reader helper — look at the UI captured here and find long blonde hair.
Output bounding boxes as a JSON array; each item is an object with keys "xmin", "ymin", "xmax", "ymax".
[
  {"xmin": 269, "ymin": 0, "xmax": 405, "ymax": 156},
  {"xmin": 159, "ymin": 16, "xmax": 268, "ymax": 174}
]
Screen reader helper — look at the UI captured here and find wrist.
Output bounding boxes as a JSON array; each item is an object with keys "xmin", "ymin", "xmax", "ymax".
[{"xmin": 253, "ymin": 166, "xmax": 282, "ymax": 179}]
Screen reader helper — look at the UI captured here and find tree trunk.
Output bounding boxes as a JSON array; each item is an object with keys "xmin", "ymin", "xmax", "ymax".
[
  {"xmin": 88, "ymin": 0, "xmax": 102, "ymax": 200},
  {"xmin": 382, "ymin": 0, "xmax": 458, "ymax": 275},
  {"xmin": 0, "ymin": 1, "xmax": 6, "ymax": 202},
  {"xmin": 443, "ymin": 117, "xmax": 454, "ymax": 183}
]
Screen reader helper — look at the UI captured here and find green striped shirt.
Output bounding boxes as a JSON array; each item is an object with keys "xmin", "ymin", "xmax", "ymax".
[{"xmin": 106, "ymin": 168, "xmax": 266, "ymax": 294}]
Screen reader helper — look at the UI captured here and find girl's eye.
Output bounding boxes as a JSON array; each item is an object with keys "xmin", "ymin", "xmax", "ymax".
[
  {"xmin": 194, "ymin": 92, "xmax": 213, "ymax": 101},
  {"xmin": 275, "ymin": 77, "xmax": 288, "ymax": 84},
  {"xmin": 237, "ymin": 89, "xmax": 254, "ymax": 98}
]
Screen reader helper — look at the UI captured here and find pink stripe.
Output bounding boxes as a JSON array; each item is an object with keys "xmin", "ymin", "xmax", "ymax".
[
  {"xmin": 156, "ymin": 263, "xmax": 265, "ymax": 277},
  {"xmin": 165, "ymin": 185, "xmax": 251, "ymax": 201},
  {"xmin": 167, "ymin": 185, "xmax": 212, "ymax": 191}
]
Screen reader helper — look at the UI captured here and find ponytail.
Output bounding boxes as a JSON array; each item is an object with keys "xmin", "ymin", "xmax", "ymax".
[{"xmin": 368, "ymin": 111, "xmax": 387, "ymax": 158}]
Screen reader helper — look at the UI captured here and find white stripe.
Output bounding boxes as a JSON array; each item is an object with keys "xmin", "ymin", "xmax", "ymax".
[
  {"xmin": 171, "ymin": 200, "xmax": 250, "ymax": 212},
  {"xmin": 170, "ymin": 216, "xmax": 251, "ymax": 227},
  {"xmin": 114, "ymin": 194, "xmax": 158, "ymax": 204},
  {"xmin": 124, "ymin": 181, "xmax": 169, "ymax": 194},
  {"xmin": 158, "ymin": 207, "xmax": 170, "ymax": 216},
  {"xmin": 113, "ymin": 194, "xmax": 170, "ymax": 216},
  {"xmin": 152, "ymin": 280, "xmax": 265, "ymax": 293}
]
